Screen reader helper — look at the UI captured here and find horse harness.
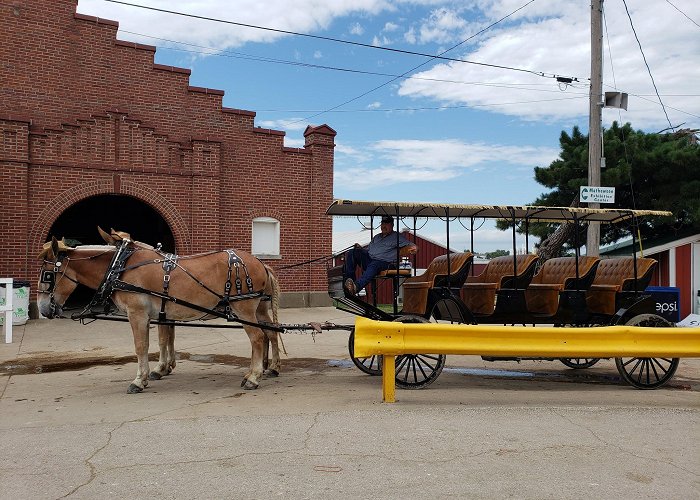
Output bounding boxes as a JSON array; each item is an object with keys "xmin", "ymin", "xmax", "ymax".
[{"xmin": 64, "ymin": 240, "xmax": 274, "ymax": 330}]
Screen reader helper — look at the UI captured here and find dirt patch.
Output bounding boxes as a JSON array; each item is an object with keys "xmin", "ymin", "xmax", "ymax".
[{"xmin": 0, "ymin": 351, "xmax": 334, "ymax": 375}]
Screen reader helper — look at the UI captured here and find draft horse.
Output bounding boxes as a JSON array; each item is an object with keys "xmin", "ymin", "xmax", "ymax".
[{"xmin": 37, "ymin": 229, "xmax": 281, "ymax": 393}]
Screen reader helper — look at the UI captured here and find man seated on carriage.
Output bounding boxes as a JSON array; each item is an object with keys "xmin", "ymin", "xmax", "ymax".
[{"xmin": 343, "ymin": 215, "xmax": 417, "ymax": 295}]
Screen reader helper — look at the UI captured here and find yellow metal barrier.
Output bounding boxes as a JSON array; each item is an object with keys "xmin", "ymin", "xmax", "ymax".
[{"xmin": 353, "ymin": 316, "xmax": 700, "ymax": 402}]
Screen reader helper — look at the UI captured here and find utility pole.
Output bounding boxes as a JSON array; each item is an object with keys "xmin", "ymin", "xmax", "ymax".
[{"xmin": 587, "ymin": 0, "xmax": 603, "ymax": 256}]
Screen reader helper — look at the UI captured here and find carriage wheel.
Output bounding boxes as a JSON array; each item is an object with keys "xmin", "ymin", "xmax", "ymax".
[
  {"xmin": 348, "ymin": 330, "xmax": 382, "ymax": 376},
  {"xmin": 560, "ymin": 358, "xmax": 600, "ymax": 369},
  {"xmin": 393, "ymin": 315, "xmax": 446, "ymax": 389},
  {"xmin": 615, "ymin": 314, "xmax": 679, "ymax": 389}
]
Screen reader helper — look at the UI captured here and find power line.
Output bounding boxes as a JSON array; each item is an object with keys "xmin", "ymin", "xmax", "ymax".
[
  {"xmin": 665, "ymin": 0, "xmax": 700, "ymax": 29},
  {"xmin": 104, "ymin": 0, "xmax": 581, "ymax": 81},
  {"xmin": 294, "ymin": 0, "xmax": 539, "ymax": 123},
  {"xmin": 255, "ymin": 95, "xmax": 587, "ymax": 114},
  {"xmin": 621, "ymin": 0, "xmax": 675, "ymax": 131},
  {"xmin": 120, "ymin": 29, "xmax": 586, "ymax": 96}
]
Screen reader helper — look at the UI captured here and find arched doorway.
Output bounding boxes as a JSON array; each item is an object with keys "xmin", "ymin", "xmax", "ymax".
[
  {"xmin": 47, "ymin": 194, "xmax": 175, "ymax": 310},
  {"xmin": 48, "ymin": 194, "xmax": 175, "ymax": 251}
]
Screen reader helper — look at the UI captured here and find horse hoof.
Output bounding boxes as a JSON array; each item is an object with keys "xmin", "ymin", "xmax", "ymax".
[
  {"xmin": 127, "ymin": 383, "xmax": 143, "ymax": 394},
  {"xmin": 242, "ymin": 380, "xmax": 259, "ymax": 390},
  {"xmin": 264, "ymin": 369, "xmax": 279, "ymax": 378},
  {"xmin": 148, "ymin": 371, "xmax": 162, "ymax": 380}
]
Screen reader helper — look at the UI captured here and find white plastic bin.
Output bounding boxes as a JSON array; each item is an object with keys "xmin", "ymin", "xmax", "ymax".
[{"xmin": 0, "ymin": 280, "xmax": 30, "ymax": 326}]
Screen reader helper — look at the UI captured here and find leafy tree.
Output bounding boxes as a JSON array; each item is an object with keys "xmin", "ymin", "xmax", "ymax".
[
  {"xmin": 485, "ymin": 249, "xmax": 510, "ymax": 259},
  {"xmin": 499, "ymin": 123, "xmax": 700, "ymax": 252}
]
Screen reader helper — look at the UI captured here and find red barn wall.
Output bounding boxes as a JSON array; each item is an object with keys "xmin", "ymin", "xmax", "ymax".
[{"xmin": 0, "ymin": 0, "xmax": 335, "ymax": 307}]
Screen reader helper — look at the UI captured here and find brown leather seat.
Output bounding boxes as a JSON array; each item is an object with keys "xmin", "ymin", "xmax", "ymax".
[
  {"xmin": 586, "ymin": 257, "xmax": 657, "ymax": 315},
  {"xmin": 460, "ymin": 254, "xmax": 539, "ymax": 315},
  {"xmin": 524, "ymin": 256, "xmax": 600, "ymax": 316},
  {"xmin": 402, "ymin": 252, "xmax": 473, "ymax": 315},
  {"xmin": 377, "ymin": 245, "xmax": 415, "ymax": 278}
]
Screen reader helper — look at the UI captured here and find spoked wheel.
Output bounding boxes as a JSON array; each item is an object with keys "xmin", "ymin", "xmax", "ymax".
[
  {"xmin": 615, "ymin": 314, "xmax": 679, "ymax": 389},
  {"xmin": 348, "ymin": 330, "xmax": 382, "ymax": 376},
  {"xmin": 393, "ymin": 315, "xmax": 446, "ymax": 389},
  {"xmin": 560, "ymin": 358, "xmax": 600, "ymax": 369}
]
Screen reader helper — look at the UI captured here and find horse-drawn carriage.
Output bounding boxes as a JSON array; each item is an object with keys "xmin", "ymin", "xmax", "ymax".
[{"xmin": 326, "ymin": 199, "xmax": 690, "ymax": 390}]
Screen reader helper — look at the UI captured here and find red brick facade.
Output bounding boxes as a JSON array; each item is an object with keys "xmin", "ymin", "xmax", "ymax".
[{"xmin": 0, "ymin": 0, "xmax": 335, "ymax": 305}]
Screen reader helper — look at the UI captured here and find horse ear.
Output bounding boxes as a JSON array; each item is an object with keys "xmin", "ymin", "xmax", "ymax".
[
  {"xmin": 50, "ymin": 236, "xmax": 60, "ymax": 259},
  {"xmin": 98, "ymin": 226, "xmax": 116, "ymax": 245}
]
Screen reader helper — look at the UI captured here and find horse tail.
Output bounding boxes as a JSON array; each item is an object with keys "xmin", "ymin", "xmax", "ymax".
[{"xmin": 264, "ymin": 264, "xmax": 280, "ymax": 324}]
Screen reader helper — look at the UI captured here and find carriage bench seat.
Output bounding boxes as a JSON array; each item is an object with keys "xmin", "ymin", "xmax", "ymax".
[
  {"xmin": 586, "ymin": 257, "xmax": 657, "ymax": 315},
  {"xmin": 524, "ymin": 256, "xmax": 600, "ymax": 316},
  {"xmin": 460, "ymin": 254, "xmax": 539, "ymax": 315},
  {"xmin": 402, "ymin": 252, "xmax": 473, "ymax": 315},
  {"xmin": 377, "ymin": 245, "xmax": 415, "ymax": 278}
]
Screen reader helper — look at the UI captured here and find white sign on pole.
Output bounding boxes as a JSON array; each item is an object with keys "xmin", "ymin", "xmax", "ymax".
[{"xmin": 580, "ymin": 186, "xmax": 615, "ymax": 204}]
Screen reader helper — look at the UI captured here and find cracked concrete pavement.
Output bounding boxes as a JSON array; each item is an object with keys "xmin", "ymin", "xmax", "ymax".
[{"xmin": 0, "ymin": 308, "xmax": 698, "ymax": 499}]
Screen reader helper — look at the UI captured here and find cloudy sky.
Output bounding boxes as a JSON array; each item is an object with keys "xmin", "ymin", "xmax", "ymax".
[{"xmin": 77, "ymin": 0, "xmax": 700, "ymax": 251}]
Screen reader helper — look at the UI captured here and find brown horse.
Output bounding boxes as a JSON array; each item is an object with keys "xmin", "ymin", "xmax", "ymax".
[{"xmin": 37, "ymin": 230, "xmax": 280, "ymax": 393}]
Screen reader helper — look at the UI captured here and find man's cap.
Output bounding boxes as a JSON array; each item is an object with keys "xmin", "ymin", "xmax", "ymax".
[{"xmin": 380, "ymin": 215, "xmax": 394, "ymax": 224}]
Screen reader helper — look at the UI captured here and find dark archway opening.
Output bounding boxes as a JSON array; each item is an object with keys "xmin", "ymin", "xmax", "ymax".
[{"xmin": 47, "ymin": 194, "xmax": 175, "ymax": 310}]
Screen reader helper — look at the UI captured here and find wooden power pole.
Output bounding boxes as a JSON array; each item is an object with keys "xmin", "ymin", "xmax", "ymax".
[{"xmin": 587, "ymin": 0, "xmax": 604, "ymax": 256}]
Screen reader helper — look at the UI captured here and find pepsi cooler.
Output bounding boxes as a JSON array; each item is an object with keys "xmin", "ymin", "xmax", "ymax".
[{"xmin": 645, "ymin": 286, "xmax": 680, "ymax": 323}]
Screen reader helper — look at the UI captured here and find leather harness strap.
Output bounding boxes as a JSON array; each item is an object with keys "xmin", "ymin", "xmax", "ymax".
[{"xmin": 159, "ymin": 253, "xmax": 178, "ymax": 322}]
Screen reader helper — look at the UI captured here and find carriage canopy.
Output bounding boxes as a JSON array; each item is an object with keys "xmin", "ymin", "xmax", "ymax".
[{"xmin": 326, "ymin": 199, "xmax": 672, "ymax": 224}]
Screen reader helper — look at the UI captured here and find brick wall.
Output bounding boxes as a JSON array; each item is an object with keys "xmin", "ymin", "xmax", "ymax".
[{"xmin": 0, "ymin": 0, "xmax": 335, "ymax": 298}]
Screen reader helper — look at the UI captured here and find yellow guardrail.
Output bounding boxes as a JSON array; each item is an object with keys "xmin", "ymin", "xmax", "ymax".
[{"xmin": 353, "ymin": 316, "xmax": 700, "ymax": 402}]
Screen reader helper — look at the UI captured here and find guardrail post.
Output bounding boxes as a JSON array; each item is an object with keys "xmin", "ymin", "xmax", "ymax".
[
  {"xmin": 1, "ymin": 278, "xmax": 14, "ymax": 343},
  {"xmin": 382, "ymin": 355, "xmax": 396, "ymax": 403}
]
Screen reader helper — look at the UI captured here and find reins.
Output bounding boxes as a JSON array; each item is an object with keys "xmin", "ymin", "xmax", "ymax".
[{"xmin": 275, "ymin": 245, "xmax": 354, "ymax": 271}]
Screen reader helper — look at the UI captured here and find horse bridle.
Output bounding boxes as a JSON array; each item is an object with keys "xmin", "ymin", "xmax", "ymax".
[{"xmin": 39, "ymin": 252, "xmax": 81, "ymax": 317}]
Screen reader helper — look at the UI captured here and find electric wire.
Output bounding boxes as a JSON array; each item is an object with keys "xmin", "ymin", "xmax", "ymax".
[
  {"xmin": 664, "ymin": 0, "xmax": 700, "ymax": 29},
  {"xmin": 603, "ymin": 6, "xmax": 638, "ymax": 212},
  {"xmin": 104, "ymin": 0, "xmax": 579, "ymax": 81},
  {"xmin": 293, "ymin": 0, "xmax": 539, "ymax": 123},
  {"xmin": 119, "ymin": 29, "xmax": 585, "ymax": 95},
  {"xmin": 621, "ymin": 0, "xmax": 675, "ymax": 131}
]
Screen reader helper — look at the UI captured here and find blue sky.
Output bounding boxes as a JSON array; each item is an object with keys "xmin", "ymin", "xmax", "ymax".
[{"xmin": 77, "ymin": 0, "xmax": 700, "ymax": 252}]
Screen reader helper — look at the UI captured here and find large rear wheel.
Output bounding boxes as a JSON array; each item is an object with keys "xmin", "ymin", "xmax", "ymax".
[
  {"xmin": 348, "ymin": 330, "xmax": 382, "ymax": 376},
  {"xmin": 393, "ymin": 315, "xmax": 446, "ymax": 389},
  {"xmin": 615, "ymin": 314, "xmax": 679, "ymax": 389},
  {"xmin": 347, "ymin": 317, "xmax": 446, "ymax": 388}
]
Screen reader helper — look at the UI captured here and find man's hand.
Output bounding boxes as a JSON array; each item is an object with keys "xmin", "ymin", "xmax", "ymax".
[{"xmin": 407, "ymin": 244, "xmax": 417, "ymax": 255}]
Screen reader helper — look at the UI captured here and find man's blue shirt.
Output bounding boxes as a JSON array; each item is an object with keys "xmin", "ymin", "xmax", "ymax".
[{"xmin": 368, "ymin": 231, "xmax": 411, "ymax": 263}]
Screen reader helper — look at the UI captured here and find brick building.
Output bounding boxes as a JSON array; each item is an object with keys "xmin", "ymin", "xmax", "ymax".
[{"xmin": 0, "ymin": 0, "xmax": 336, "ymax": 308}]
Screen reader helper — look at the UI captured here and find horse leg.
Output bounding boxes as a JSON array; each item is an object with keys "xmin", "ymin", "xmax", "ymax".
[
  {"xmin": 264, "ymin": 331, "xmax": 281, "ymax": 377},
  {"xmin": 241, "ymin": 326, "xmax": 265, "ymax": 390},
  {"xmin": 262, "ymin": 333, "xmax": 270, "ymax": 371},
  {"xmin": 127, "ymin": 313, "xmax": 151, "ymax": 394},
  {"xmin": 257, "ymin": 299, "xmax": 280, "ymax": 377},
  {"xmin": 149, "ymin": 324, "xmax": 176, "ymax": 380}
]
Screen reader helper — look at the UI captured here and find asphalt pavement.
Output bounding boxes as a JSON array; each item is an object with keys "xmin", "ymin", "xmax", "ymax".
[{"xmin": 0, "ymin": 308, "xmax": 698, "ymax": 499}]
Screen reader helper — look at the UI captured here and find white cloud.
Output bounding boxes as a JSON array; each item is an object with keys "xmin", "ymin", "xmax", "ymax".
[
  {"xmin": 257, "ymin": 118, "xmax": 308, "ymax": 131},
  {"xmin": 404, "ymin": 26, "xmax": 417, "ymax": 44},
  {"xmin": 335, "ymin": 138, "xmax": 559, "ymax": 188},
  {"xmin": 349, "ymin": 22, "xmax": 365, "ymax": 36},
  {"xmin": 367, "ymin": 101, "xmax": 382, "ymax": 109},
  {"xmin": 397, "ymin": 0, "xmax": 700, "ymax": 128},
  {"xmin": 383, "ymin": 21, "xmax": 400, "ymax": 32},
  {"xmin": 77, "ymin": 0, "xmax": 390, "ymax": 49},
  {"xmin": 313, "ymin": 50, "xmax": 323, "ymax": 59},
  {"xmin": 418, "ymin": 7, "xmax": 469, "ymax": 44}
]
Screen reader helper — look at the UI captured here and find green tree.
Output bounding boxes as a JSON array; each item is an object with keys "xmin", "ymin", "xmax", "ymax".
[
  {"xmin": 500, "ymin": 123, "xmax": 700, "ymax": 252},
  {"xmin": 485, "ymin": 249, "xmax": 510, "ymax": 259}
]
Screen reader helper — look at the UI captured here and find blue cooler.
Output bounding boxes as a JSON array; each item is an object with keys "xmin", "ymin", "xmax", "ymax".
[{"xmin": 645, "ymin": 286, "xmax": 680, "ymax": 323}]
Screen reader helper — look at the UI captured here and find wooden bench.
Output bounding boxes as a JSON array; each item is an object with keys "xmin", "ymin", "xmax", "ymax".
[
  {"xmin": 460, "ymin": 254, "xmax": 539, "ymax": 315},
  {"xmin": 524, "ymin": 256, "xmax": 600, "ymax": 316},
  {"xmin": 402, "ymin": 252, "xmax": 473, "ymax": 315},
  {"xmin": 586, "ymin": 257, "xmax": 657, "ymax": 315}
]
